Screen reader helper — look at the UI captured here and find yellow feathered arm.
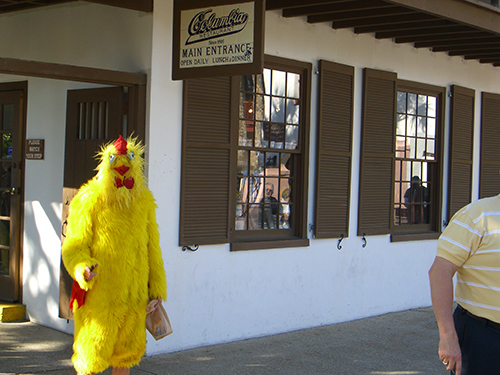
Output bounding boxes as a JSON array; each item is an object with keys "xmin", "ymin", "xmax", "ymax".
[
  {"xmin": 146, "ymin": 196, "xmax": 167, "ymax": 301},
  {"xmin": 62, "ymin": 187, "xmax": 99, "ymax": 291}
]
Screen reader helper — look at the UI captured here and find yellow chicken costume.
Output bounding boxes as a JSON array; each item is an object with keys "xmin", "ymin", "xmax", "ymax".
[{"xmin": 62, "ymin": 135, "xmax": 167, "ymax": 374}]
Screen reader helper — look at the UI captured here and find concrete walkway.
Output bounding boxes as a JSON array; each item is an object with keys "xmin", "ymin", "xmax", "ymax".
[{"xmin": 0, "ymin": 307, "xmax": 448, "ymax": 375}]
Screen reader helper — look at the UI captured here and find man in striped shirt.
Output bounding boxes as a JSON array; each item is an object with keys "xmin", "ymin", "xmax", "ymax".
[{"xmin": 429, "ymin": 196, "xmax": 500, "ymax": 375}]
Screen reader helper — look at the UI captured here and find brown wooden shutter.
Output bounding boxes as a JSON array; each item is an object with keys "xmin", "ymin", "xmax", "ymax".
[
  {"xmin": 179, "ymin": 76, "xmax": 233, "ymax": 246},
  {"xmin": 480, "ymin": 92, "xmax": 500, "ymax": 199},
  {"xmin": 448, "ymin": 85, "xmax": 474, "ymax": 219},
  {"xmin": 358, "ymin": 68, "xmax": 397, "ymax": 236},
  {"xmin": 314, "ymin": 60, "xmax": 354, "ymax": 239}
]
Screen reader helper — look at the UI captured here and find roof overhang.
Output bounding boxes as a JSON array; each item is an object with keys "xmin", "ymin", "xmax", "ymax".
[{"xmin": 266, "ymin": 0, "xmax": 500, "ymax": 66}]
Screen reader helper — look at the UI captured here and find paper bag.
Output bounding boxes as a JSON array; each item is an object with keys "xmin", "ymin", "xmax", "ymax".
[{"xmin": 146, "ymin": 301, "xmax": 173, "ymax": 340}]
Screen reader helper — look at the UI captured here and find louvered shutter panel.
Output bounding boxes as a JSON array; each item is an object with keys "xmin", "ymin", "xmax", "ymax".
[
  {"xmin": 358, "ymin": 69, "xmax": 397, "ymax": 236},
  {"xmin": 179, "ymin": 76, "xmax": 232, "ymax": 246},
  {"xmin": 480, "ymin": 92, "xmax": 500, "ymax": 199},
  {"xmin": 448, "ymin": 85, "xmax": 474, "ymax": 219},
  {"xmin": 314, "ymin": 60, "xmax": 353, "ymax": 239}
]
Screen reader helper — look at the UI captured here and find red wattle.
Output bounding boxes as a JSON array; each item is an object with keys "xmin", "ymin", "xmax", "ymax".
[
  {"xmin": 115, "ymin": 177, "xmax": 124, "ymax": 188},
  {"xmin": 124, "ymin": 177, "xmax": 135, "ymax": 189}
]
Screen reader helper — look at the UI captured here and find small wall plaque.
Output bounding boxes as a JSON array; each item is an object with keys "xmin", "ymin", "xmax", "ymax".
[{"xmin": 26, "ymin": 139, "xmax": 44, "ymax": 160}]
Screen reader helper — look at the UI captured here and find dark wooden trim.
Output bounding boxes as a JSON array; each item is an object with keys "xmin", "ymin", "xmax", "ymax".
[
  {"xmin": 231, "ymin": 238, "xmax": 310, "ymax": 251},
  {"xmin": 390, "ymin": 231, "xmax": 440, "ymax": 242},
  {"xmin": 0, "ymin": 57, "xmax": 146, "ymax": 87},
  {"xmin": 480, "ymin": 91, "xmax": 500, "ymax": 199},
  {"xmin": 84, "ymin": 0, "xmax": 153, "ymax": 12},
  {"xmin": 386, "ymin": 0, "xmax": 500, "ymax": 34}
]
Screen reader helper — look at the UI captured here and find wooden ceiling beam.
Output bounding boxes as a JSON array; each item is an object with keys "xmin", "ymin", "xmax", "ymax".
[
  {"xmin": 266, "ymin": 0, "xmax": 346, "ymax": 11},
  {"xmin": 355, "ymin": 19, "xmax": 451, "ymax": 34},
  {"xmin": 332, "ymin": 12, "xmax": 430, "ymax": 29},
  {"xmin": 376, "ymin": 25, "xmax": 474, "ymax": 39},
  {"xmin": 308, "ymin": 6, "xmax": 412, "ymax": 24},
  {"xmin": 464, "ymin": 52, "xmax": 500, "ymax": 60},
  {"xmin": 283, "ymin": 0, "xmax": 391, "ymax": 18},
  {"xmin": 479, "ymin": 57, "xmax": 500, "ymax": 63},
  {"xmin": 83, "ymin": 0, "xmax": 152, "ymax": 12},
  {"xmin": 446, "ymin": 45, "xmax": 500, "ymax": 55},
  {"xmin": 415, "ymin": 36, "xmax": 500, "ymax": 48},
  {"xmin": 395, "ymin": 31, "xmax": 491, "ymax": 44}
]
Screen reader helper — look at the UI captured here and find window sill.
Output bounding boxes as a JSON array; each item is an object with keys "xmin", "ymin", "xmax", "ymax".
[
  {"xmin": 231, "ymin": 238, "xmax": 310, "ymax": 251},
  {"xmin": 390, "ymin": 231, "xmax": 440, "ymax": 242}
]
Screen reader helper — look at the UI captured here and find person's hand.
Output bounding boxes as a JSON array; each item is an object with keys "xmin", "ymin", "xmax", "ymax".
[
  {"xmin": 84, "ymin": 263, "xmax": 98, "ymax": 281},
  {"xmin": 438, "ymin": 331, "xmax": 462, "ymax": 375}
]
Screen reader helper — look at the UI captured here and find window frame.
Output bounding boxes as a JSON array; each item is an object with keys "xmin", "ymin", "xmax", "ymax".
[
  {"xmin": 391, "ymin": 80, "xmax": 445, "ymax": 240},
  {"xmin": 230, "ymin": 55, "xmax": 312, "ymax": 250}
]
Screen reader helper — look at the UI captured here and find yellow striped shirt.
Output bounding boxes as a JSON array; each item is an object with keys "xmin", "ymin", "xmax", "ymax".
[{"xmin": 437, "ymin": 195, "xmax": 500, "ymax": 323}]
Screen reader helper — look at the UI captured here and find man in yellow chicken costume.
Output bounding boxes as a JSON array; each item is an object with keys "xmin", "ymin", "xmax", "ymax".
[{"xmin": 62, "ymin": 135, "xmax": 167, "ymax": 375}]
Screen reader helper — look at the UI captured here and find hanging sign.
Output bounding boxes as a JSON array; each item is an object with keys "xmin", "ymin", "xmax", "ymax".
[{"xmin": 172, "ymin": 0, "xmax": 264, "ymax": 80}]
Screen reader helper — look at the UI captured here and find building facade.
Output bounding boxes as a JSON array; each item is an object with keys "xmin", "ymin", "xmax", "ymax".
[{"xmin": 1, "ymin": 0, "xmax": 500, "ymax": 355}]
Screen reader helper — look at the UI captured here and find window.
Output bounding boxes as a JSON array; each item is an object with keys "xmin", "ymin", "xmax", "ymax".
[
  {"xmin": 235, "ymin": 69, "xmax": 299, "ymax": 233},
  {"xmin": 358, "ymin": 69, "xmax": 445, "ymax": 241},
  {"xmin": 393, "ymin": 90, "xmax": 437, "ymax": 227},
  {"xmin": 180, "ymin": 56, "xmax": 311, "ymax": 250}
]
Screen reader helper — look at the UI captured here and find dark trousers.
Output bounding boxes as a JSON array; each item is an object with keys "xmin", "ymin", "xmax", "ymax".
[{"xmin": 454, "ymin": 305, "xmax": 500, "ymax": 374}]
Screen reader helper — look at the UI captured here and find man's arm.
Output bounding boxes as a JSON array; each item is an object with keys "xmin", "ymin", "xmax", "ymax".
[{"xmin": 428, "ymin": 256, "xmax": 461, "ymax": 374}]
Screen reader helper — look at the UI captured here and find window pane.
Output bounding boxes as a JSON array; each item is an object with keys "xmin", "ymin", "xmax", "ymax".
[
  {"xmin": 2, "ymin": 133, "xmax": 12, "ymax": 159},
  {"xmin": 408, "ymin": 93, "xmax": 417, "ymax": 115},
  {"xmin": 416, "ymin": 138, "xmax": 426, "ymax": 160},
  {"xmin": 271, "ymin": 97, "xmax": 285, "ymax": 123},
  {"xmin": 237, "ymin": 150, "xmax": 249, "ymax": 176},
  {"xmin": 255, "ymin": 122, "xmax": 268, "ymax": 148},
  {"xmin": 265, "ymin": 152, "xmax": 280, "ymax": 174},
  {"xmin": 396, "ymin": 114, "xmax": 406, "ymax": 136},
  {"xmin": 263, "ymin": 69, "xmax": 271, "ymax": 95},
  {"xmin": 281, "ymin": 153, "xmax": 292, "ymax": 177},
  {"xmin": 417, "ymin": 117, "xmax": 426, "ymax": 137},
  {"xmin": 262, "ymin": 179, "xmax": 279, "ymax": 229},
  {"xmin": 406, "ymin": 116, "xmax": 416, "ymax": 137},
  {"xmin": 427, "ymin": 118, "xmax": 436, "ymax": 139},
  {"xmin": 240, "ymin": 75, "xmax": 254, "ymax": 92},
  {"xmin": 250, "ymin": 151, "xmax": 264, "ymax": 176},
  {"xmin": 426, "ymin": 140, "xmax": 435, "ymax": 160},
  {"xmin": 248, "ymin": 204, "xmax": 261, "ymax": 229},
  {"xmin": 0, "ymin": 248, "xmax": 8, "ymax": 275},
  {"xmin": 285, "ymin": 125, "xmax": 299, "ymax": 150},
  {"xmin": 2, "ymin": 104, "xmax": 13, "ymax": 131},
  {"xmin": 408, "ymin": 138, "xmax": 416, "ymax": 159},
  {"xmin": 239, "ymin": 120, "xmax": 253, "ymax": 147},
  {"xmin": 270, "ymin": 124, "xmax": 285, "ymax": 149},
  {"xmin": 397, "ymin": 92, "xmax": 407, "ymax": 114},
  {"xmin": 272, "ymin": 70, "xmax": 286, "ymax": 96},
  {"xmin": 255, "ymin": 95, "xmax": 266, "ymax": 121},
  {"xmin": 287, "ymin": 72, "xmax": 300, "ymax": 99},
  {"xmin": 396, "ymin": 136, "xmax": 406, "ymax": 158},
  {"xmin": 428, "ymin": 96, "xmax": 437, "ymax": 118},
  {"xmin": 286, "ymin": 98, "xmax": 300, "ymax": 125},
  {"xmin": 418, "ymin": 95, "xmax": 427, "ymax": 116},
  {"xmin": 240, "ymin": 93, "xmax": 254, "ymax": 120},
  {"xmin": 0, "ymin": 163, "xmax": 11, "ymax": 189},
  {"xmin": 402, "ymin": 160, "xmax": 412, "ymax": 182},
  {"xmin": 235, "ymin": 203, "xmax": 247, "ymax": 231},
  {"xmin": 236, "ymin": 178, "xmax": 247, "ymax": 203},
  {"xmin": 0, "ymin": 220, "xmax": 9, "ymax": 246}
]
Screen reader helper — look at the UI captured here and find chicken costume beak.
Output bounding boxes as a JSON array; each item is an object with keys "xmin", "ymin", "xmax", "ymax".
[{"xmin": 113, "ymin": 135, "xmax": 135, "ymax": 189}]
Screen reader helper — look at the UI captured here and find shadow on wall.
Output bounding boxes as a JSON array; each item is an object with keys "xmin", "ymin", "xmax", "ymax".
[{"xmin": 23, "ymin": 199, "xmax": 71, "ymax": 330}]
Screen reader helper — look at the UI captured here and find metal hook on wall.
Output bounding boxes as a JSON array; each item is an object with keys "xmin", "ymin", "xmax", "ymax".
[
  {"xmin": 362, "ymin": 233, "xmax": 367, "ymax": 248},
  {"xmin": 182, "ymin": 245, "xmax": 199, "ymax": 252},
  {"xmin": 337, "ymin": 234, "xmax": 344, "ymax": 251}
]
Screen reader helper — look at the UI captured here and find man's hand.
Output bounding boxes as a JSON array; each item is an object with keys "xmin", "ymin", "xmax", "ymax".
[
  {"xmin": 439, "ymin": 331, "xmax": 462, "ymax": 374},
  {"xmin": 84, "ymin": 263, "xmax": 98, "ymax": 281}
]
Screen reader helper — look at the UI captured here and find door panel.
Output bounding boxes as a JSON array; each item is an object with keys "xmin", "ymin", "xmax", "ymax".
[
  {"xmin": 0, "ymin": 90, "xmax": 23, "ymax": 302},
  {"xmin": 59, "ymin": 87, "xmax": 125, "ymax": 319}
]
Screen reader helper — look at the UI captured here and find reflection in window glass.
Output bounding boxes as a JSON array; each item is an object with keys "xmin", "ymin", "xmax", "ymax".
[
  {"xmin": 0, "ymin": 248, "xmax": 8, "ymax": 275},
  {"xmin": 2, "ymin": 133, "xmax": 12, "ymax": 159},
  {"xmin": 236, "ymin": 67, "xmax": 302, "ymax": 232},
  {"xmin": 3, "ymin": 104, "xmax": 13, "ymax": 131},
  {"xmin": 394, "ymin": 90, "xmax": 438, "ymax": 227}
]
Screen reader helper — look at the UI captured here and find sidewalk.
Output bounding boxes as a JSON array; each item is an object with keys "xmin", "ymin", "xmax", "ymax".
[{"xmin": 0, "ymin": 307, "xmax": 448, "ymax": 375}]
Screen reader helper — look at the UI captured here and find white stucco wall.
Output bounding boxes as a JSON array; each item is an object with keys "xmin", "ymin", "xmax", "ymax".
[{"xmin": 1, "ymin": 0, "xmax": 499, "ymax": 356}]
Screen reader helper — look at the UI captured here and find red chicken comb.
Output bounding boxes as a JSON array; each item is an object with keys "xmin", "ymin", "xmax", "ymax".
[{"xmin": 113, "ymin": 135, "xmax": 128, "ymax": 155}]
